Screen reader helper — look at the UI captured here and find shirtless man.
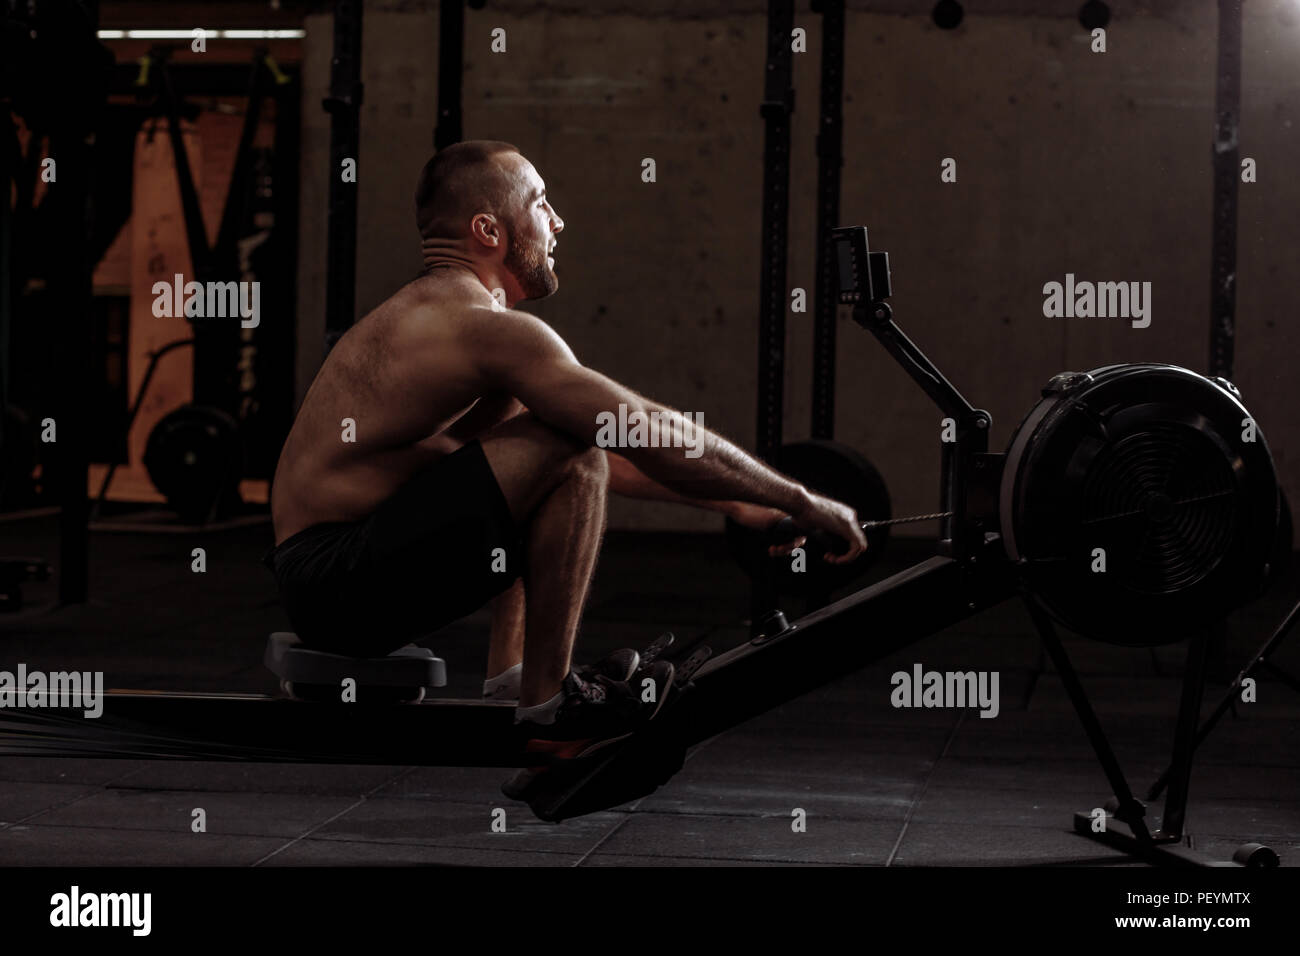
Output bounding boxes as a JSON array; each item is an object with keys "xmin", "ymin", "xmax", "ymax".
[{"xmin": 265, "ymin": 140, "xmax": 867, "ymax": 755}]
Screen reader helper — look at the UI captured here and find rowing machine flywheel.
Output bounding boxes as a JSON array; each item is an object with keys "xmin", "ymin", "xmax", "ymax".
[{"xmin": 1000, "ymin": 365, "xmax": 1279, "ymax": 647}]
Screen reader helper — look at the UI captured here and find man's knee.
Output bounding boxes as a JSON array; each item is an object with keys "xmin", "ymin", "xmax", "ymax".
[
  {"xmin": 481, "ymin": 412, "xmax": 607, "ymax": 518},
  {"xmin": 563, "ymin": 444, "xmax": 609, "ymax": 487},
  {"xmin": 569, "ymin": 442, "xmax": 608, "ymax": 476},
  {"xmin": 498, "ymin": 413, "xmax": 603, "ymax": 478}
]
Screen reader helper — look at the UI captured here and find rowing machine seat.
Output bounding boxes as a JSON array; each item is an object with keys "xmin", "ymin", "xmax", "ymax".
[{"xmin": 264, "ymin": 632, "xmax": 447, "ymax": 702}]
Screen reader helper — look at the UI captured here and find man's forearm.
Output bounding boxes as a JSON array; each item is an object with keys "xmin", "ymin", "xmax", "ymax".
[
  {"xmin": 612, "ymin": 405, "xmax": 810, "ymax": 515},
  {"xmin": 606, "ymin": 452, "xmax": 736, "ymax": 513}
]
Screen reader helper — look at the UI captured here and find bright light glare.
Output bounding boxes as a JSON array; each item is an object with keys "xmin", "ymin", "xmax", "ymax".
[{"xmin": 97, "ymin": 29, "xmax": 306, "ymax": 40}]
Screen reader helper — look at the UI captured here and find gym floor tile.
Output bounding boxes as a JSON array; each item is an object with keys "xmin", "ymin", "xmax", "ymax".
[
  {"xmin": 944, "ymin": 724, "xmax": 1129, "ymax": 762},
  {"xmin": 1193, "ymin": 724, "xmax": 1300, "ymax": 767},
  {"xmin": 588, "ymin": 812, "xmax": 897, "ymax": 864},
  {"xmin": 1169, "ymin": 800, "xmax": 1300, "ymax": 844},
  {"xmin": 1178, "ymin": 765, "xmax": 1300, "ymax": 802},
  {"xmin": 577, "ymin": 853, "xmax": 837, "ymax": 867},
  {"xmin": 1027, "ymin": 676, "xmax": 1189, "ymax": 716},
  {"xmin": 261, "ymin": 838, "xmax": 582, "ymax": 866},
  {"xmin": 889, "ymin": 821, "xmax": 1131, "ymax": 866},
  {"xmin": 109, "ymin": 761, "xmax": 407, "ymax": 796},
  {"xmin": 0, "ymin": 782, "xmax": 103, "ymax": 824},
  {"xmin": 34, "ymin": 788, "xmax": 361, "ymax": 839},
  {"xmin": 688, "ymin": 725, "xmax": 952, "ymax": 768},
  {"xmin": 310, "ymin": 796, "xmax": 627, "ymax": 853},
  {"xmin": 743, "ymin": 698, "xmax": 966, "ymax": 734},
  {"xmin": 909, "ymin": 784, "xmax": 1122, "ymax": 829},
  {"xmin": 0, "ymin": 757, "xmax": 155, "ymax": 786},
  {"xmin": 632, "ymin": 780, "xmax": 918, "ymax": 820},
  {"xmin": 369, "ymin": 766, "xmax": 528, "ymax": 802},
  {"xmin": 0, "ymin": 824, "xmax": 286, "ymax": 866},
  {"xmin": 925, "ymin": 755, "xmax": 1124, "ymax": 794}
]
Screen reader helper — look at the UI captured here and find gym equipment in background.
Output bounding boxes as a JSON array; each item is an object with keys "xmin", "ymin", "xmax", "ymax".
[{"xmin": 725, "ymin": 439, "xmax": 892, "ymax": 597}]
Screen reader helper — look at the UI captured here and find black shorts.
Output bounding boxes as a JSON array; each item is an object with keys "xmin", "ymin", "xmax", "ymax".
[{"xmin": 263, "ymin": 440, "xmax": 524, "ymax": 657}]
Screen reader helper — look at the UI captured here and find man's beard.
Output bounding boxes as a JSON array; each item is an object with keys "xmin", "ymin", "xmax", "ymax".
[{"xmin": 504, "ymin": 229, "xmax": 558, "ymax": 300}]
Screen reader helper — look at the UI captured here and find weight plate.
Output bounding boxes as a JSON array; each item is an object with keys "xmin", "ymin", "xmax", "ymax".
[
  {"xmin": 1001, "ymin": 365, "xmax": 1279, "ymax": 646},
  {"xmin": 1, "ymin": 403, "xmax": 39, "ymax": 507},
  {"xmin": 726, "ymin": 439, "xmax": 891, "ymax": 598},
  {"xmin": 143, "ymin": 404, "xmax": 245, "ymax": 523}
]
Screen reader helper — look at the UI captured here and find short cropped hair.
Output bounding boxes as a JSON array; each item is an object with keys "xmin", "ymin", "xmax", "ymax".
[{"xmin": 414, "ymin": 140, "xmax": 523, "ymax": 241}]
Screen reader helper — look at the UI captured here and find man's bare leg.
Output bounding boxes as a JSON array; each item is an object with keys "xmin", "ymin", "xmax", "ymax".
[
  {"xmin": 482, "ymin": 580, "xmax": 526, "ymax": 699},
  {"xmin": 479, "ymin": 414, "xmax": 610, "ymax": 708},
  {"xmin": 486, "ymin": 579, "xmax": 525, "ymax": 679}
]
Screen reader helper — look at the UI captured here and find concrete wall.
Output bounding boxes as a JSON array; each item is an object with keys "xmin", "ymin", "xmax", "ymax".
[{"xmin": 296, "ymin": 0, "xmax": 1300, "ymax": 532}]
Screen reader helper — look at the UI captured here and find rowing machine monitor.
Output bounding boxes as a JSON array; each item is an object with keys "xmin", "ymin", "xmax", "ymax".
[{"xmin": 831, "ymin": 225, "xmax": 891, "ymax": 304}]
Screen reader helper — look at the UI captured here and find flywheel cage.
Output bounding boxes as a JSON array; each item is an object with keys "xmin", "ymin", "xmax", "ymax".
[{"xmin": 1000, "ymin": 365, "xmax": 1278, "ymax": 647}]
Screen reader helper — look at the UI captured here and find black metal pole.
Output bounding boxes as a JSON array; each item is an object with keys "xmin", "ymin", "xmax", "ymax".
[
  {"xmin": 434, "ymin": 0, "xmax": 465, "ymax": 150},
  {"xmin": 51, "ymin": 0, "xmax": 103, "ymax": 604},
  {"xmin": 756, "ymin": 0, "xmax": 794, "ymax": 466},
  {"xmin": 1160, "ymin": 630, "xmax": 1211, "ymax": 839},
  {"xmin": 1025, "ymin": 593, "xmax": 1154, "ymax": 844},
  {"xmin": 751, "ymin": 0, "xmax": 795, "ymax": 630},
  {"xmin": 811, "ymin": 0, "xmax": 844, "ymax": 441},
  {"xmin": 0, "ymin": 113, "xmax": 12, "ymax": 457},
  {"xmin": 323, "ymin": 0, "xmax": 364, "ymax": 357},
  {"xmin": 1147, "ymin": 596, "xmax": 1300, "ymax": 801},
  {"xmin": 1209, "ymin": 0, "xmax": 1241, "ymax": 380}
]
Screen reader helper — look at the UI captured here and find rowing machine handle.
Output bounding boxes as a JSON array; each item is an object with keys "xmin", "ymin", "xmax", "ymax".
[{"xmin": 765, "ymin": 517, "xmax": 851, "ymax": 557}]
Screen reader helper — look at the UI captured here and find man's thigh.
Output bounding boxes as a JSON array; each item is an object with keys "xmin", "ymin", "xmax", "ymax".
[{"xmin": 279, "ymin": 440, "xmax": 525, "ymax": 654}]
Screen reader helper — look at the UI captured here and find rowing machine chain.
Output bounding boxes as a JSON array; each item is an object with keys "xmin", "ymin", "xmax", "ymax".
[{"xmin": 860, "ymin": 510, "xmax": 954, "ymax": 530}]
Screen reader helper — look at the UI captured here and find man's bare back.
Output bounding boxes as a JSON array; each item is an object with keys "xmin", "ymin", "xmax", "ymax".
[{"xmin": 270, "ymin": 273, "xmax": 519, "ymax": 545}]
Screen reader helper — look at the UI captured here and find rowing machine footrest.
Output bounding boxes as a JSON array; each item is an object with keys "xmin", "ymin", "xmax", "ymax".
[{"xmin": 263, "ymin": 632, "xmax": 447, "ymax": 689}]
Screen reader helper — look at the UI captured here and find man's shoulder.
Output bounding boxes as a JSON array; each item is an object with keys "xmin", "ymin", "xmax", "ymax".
[{"xmin": 393, "ymin": 274, "xmax": 528, "ymax": 327}]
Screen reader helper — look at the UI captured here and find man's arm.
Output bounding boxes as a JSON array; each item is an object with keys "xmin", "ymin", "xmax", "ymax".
[
  {"xmin": 606, "ymin": 450, "xmax": 787, "ymax": 530},
  {"xmin": 444, "ymin": 391, "xmax": 524, "ymax": 444},
  {"xmin": 472, "ymin": 309, "xmax": 812, "ymax": 514},
  {"xmin": 607, "ymin": 451, "xmax": 734, "ymax": 513}
]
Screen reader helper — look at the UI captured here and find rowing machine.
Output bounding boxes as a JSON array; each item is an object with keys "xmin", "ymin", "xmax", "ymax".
[{"xmin": 522, "ymin": 227, "xmax": 1286, "ymax": 868}]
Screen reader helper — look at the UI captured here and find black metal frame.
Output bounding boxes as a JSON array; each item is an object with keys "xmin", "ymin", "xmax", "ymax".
[
  {"xmin": 322, "ymin": 0, "xmax": 363, "ymax": 358},
  {"xmin": 434, "ymin": 0, "xmax": 465, "ymax": 151},
  {"xmin": 811, "ymin": 0, "xmax": 845, "ymax": 441},
  {"xmin": 749, "ymin": 0, "xmax": 797, "ymax": 631},
  {"xmin": 1209, "ymin": 0, "xmax": 1241, "ymax": 381},
  {"xmin": 133, "ymin": 48, "xmax": 296, "ymax": 413}
]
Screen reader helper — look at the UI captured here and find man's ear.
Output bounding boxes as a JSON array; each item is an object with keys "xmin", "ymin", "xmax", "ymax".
[{"xmin": 470, "ymin": 212, "xmax": 503, "ymax": 250}]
